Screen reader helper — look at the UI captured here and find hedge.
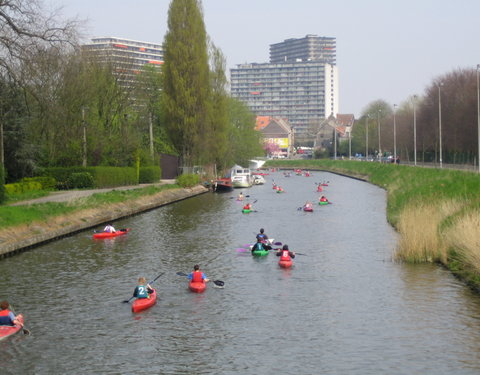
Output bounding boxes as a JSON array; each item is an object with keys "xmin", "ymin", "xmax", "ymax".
[
  {"xmin": 139, "ymin": 166, "xmax": 162, "ymax": 183},
  {"xmin": 43, "ymin": 167, "xmax": 138, "ymax": 188},
  {"xmin": 0, "ymin": 167, "xmax": 5, "ymax": 204},
  {"xmin": 176, "ymin": 173, "xmax": 200, "ymax": 188}
]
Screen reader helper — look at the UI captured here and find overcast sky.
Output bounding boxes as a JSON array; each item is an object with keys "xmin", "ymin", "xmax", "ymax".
[{"xmin": 55, "ymin": 0, "xmax": 480, "ymax": 117}]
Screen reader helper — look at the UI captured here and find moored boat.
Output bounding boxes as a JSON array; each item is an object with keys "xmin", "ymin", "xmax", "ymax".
[
  {"xmin": 189, "ymin": 281, "xmax": 207, "ymax": 293},
  {"xmin": 213, "ymin": 177, "xmax": 233, "ymax": 192},
  {"xmin": 93, "ymin": 228, "xmax": 130, "ymax": 239},
  {"xmin": 132, "ymin": 289, "xmax": 157, "ymax": 313},
  {"xmin": 0, "ymin": 315, "xmax": 24, "ymax": 341},
  {"xmin": 231, "ymin": 165, "xmax": 253, "ymax": 188}
]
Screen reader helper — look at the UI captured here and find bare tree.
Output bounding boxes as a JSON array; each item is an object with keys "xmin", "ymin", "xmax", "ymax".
[{"xmin": 0, "ymin": 0, "xmax": 80, "ymax": 79}]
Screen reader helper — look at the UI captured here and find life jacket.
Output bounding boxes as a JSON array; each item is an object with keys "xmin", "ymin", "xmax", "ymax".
[
  {"xmin": 280, "ymin": 250, "xmax": 291, "ymax": 261},
  {"xmin": 257, "ymin": 234, "xmax": 266, "ymax": 241},
  {"xmin": 135, "ymin": 284, "xmax": 149, "ymax": 299},
  {"xmin": 253, "ymin": 242, "xmax": 265, "ymax": 251},
  {"xmin": 0, "ymin": 309, "xmax": 14, "ymax": 326},
  {"xmin": 191, "ymin": 271, "xmax": 204, "ymax": 283},
  {"xmin": 243, "ymin": 204, "xmax": 250, "ymax": 210}
]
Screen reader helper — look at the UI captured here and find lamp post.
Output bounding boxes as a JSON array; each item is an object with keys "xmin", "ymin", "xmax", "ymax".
[
  {"xmin": 348, "ymin": 128, "xmax": 352, "ymax": 160},
  {"xmin": 377, "ymin": 110, "xmax": 382, "ymax": 162},
  {"xmin": 333, "ymin": 125, "xmax": 337, "ymax": 160},
  {"xmin": 82, "ymin": 106, "xmax": 87, "ymax": 168},
  {"xmin": 365, "ymin": 114, "xmax": 369, "ymax": 160},
  {"xmin": 477, "ymin": 64, "xmax": 480, "ymax": 172},
  {"xmin": 438, "ymin": 83, "xmax": 443, "ymax": 168},
  {"xmin": 413, "ymin": 95, "xmax": 417, "ymax": 166},
  {"xmin": 393, "ymin": 104, "xmax": 397, "ymax": 162}
]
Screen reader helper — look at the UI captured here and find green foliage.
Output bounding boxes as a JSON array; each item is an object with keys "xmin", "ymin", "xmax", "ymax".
[
  {"xmin": 66, "ymin": 172, "xmax": 94, "ymax": 189},
  {"xmin": 0, "ymin": 167, "xmax": 5, "ymax": 204},
  {"xmin": 162, "ymin": 0, "xmax": 212, "ymax": 166},
  {"xmin": 139, "ymin": 166, "xmax": 161, "ymax": 183},
  {"xmin": 226, "ymin": 98, "xmax": 264, "ymax": 166},
  {"xmin": 5, "ymin": 181, "xmax": 43, "ymax": 195},
  {"xmin": 176, "ymin": 173, "xmax": 200, "ymax": 187},
  {"xmin": 43, "ymin": 166, "xmax": 138, "ymax": 188},
  {"xmin": 21, "ymin": 177, "xmax": 57, "ymax": 190}
]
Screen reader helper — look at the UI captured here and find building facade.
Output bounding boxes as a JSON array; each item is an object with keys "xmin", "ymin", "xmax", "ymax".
[
  {"xmin": 269, "ymin": 34, "xmax": 336, "ymax": 65},
  {"xmin": 230, "ymin": 61, "xmax": 338, "ymax": 135},
  {"xmin": 256, "ymin": 116, "xmax": 294, "ymax": 158},
  {"xmin": 82, "ymin": 37, "xmax": 164, "ymax": 87}
]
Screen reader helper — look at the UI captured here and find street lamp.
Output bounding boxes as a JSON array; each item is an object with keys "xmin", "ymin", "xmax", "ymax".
[
  {"xmin": 393, "ymin": 104, "xmax": 397, "ymax": 162},
  {"xmin": 438, "ymin": 83, "xmax": 443, "ymax": 168},
  {"xmin": 377, "ymin": 110, "xmax": 382, "ymax": 162},
  {"xmin": 477, "ymin": 64, "xmax": 480, "ymax": 173},
  {"xmin": 365, "ymin": 114, "xmax": 369, "ymax": 160},
  {"xmin": 413, "ymin": 95, "xmax": 417, "ymax": 166}
]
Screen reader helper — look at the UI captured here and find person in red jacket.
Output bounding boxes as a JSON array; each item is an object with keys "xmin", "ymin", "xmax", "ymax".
[
  {"xmin": 188, "ymin": 265, "xmax": 209, "ymax": 283},
  {"xmin": 276, "ymin": 244, "xmax": 296, "ymax": 260},
  {"xmin": 243, "ymin": 202, "xmax": 252, "ymax": 210},
  {"xmin": 0, "ymin": 300, "xmax": 23, "ymax": 327}
]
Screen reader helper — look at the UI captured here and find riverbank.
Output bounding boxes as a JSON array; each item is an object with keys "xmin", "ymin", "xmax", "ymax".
[
  {"xmin": 0, "ymin": 184, "xmax": 208, "ymax": 258},
  {"xmin": 265, "ymin": 159, "xmax": 480, "ymax": 291}
]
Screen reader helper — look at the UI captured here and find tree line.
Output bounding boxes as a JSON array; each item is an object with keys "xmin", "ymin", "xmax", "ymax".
[
  {"xmin": 347, "ymin": 68, "xmax": 480, "ymax": 165},
  {"xmin": 0, "ymin": 0, "xmax": 263, "ymax": 184}
]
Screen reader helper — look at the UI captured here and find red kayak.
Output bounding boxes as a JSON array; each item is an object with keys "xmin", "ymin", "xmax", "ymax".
[
  {"xmin": 0, "ymin": 315, "xmax": 24, "ymax": 341},
  {"xmin": 93, "ymin": 228, "xmax": 130, "ymax": 239},
  {"xmin": 189, "ymin": 281, "xmax": 207, "ymax": 293},
  {"xmin": 132, "ymin": 289, "xmax": 157, "ymax": 313},
  {"xmin": 279, "ymin": 259, "xmax": 293, "ymax": 269},
  {"xmin": 303, "ymin": 206, "xmax": 313, "ymax": 212}
]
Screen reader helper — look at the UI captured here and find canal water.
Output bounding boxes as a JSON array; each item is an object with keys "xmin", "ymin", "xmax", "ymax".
[{"xmin": 2, "ymin": 171, "xmax": 480, "ymax": 374}]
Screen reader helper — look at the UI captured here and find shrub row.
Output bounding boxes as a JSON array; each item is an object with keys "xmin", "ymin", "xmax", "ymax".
[
  {"xmin": 139, "ymin": 166, "xmax": 162, "ymax": 183},
  {"xmin": 5, "ymin": 181, "xmax": 43, "ymax": 195},
  {"xmin": 43, "ymin": 167, "xmax": 138, "ymax": 189},
  {"xmin": 176, "ymin": 173, "xmax": 200, "ymax": 188}
]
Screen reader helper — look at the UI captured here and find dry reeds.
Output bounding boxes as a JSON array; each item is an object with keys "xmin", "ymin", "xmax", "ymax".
[
  {"xmin": 394, "ymin": 201, "xmax": 459, "ymax": 264},
  {"xmin": 444, "ymin": 210, "xmax": 480, "ymax": 272}
]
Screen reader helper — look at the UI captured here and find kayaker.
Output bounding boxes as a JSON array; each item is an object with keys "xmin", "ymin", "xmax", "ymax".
[
  {"xmin": 276, "ymin": 245, "xmax": 296, "ymax": 259},
  {"xmin": 104, "ymin": 224, "xmax": 116, "ymax": 233},
  {"xmin": 188, "ymin": 265, "xmax": 209, "ymax": 283},
  {"xmin": 133, "ymin": 277, "xmax": 154, "ymax": 299},
  {"xmin": 251, "ymin": 238, "xmax": 268, "ymax": 253},
  {"xmin": 256, "ymin": 228, "xmax": 269, "ymax": 241},
  {"xmin": 317, "ymin": 185, "xmax": 323, "ymax": 192},
  {"xmin": 237, "ymin": 192, "xmax": 244, "ymax": 201},
  {"xmin": 243, "ymin": 202, "xmax": 252, "ymax": 211},
  {"xmin": 0, "ymin": 301, "xmax": 23, "ymax": 327},
  {"xmin": 304, "ymin": 201, "xmax": 313, "ymax": 209},
  {"xmin": 319, "ymin": 196, "xmax": 328, "ymax": 202}
]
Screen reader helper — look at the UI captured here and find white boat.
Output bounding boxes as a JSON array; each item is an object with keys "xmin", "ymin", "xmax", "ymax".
[
  {"xmin": 230, "ymin": 165, "xmax": 253, "ymax": 188},
  {"xmin": 253, "ymin": 175, "xmax": 266, "ymax": 185}
]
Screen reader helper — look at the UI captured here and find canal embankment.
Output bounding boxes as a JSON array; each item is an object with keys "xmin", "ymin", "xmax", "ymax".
[
  {"xmin": 0, "ymin": 184, "xmax": 208, "ymax": 258},
  {"xmin": 265, "ymin": 159, "xmax": 480, "ymax": 291}
]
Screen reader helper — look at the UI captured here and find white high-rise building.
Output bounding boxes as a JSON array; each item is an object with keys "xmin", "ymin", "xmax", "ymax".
[{"xmin": 230, "ymin": 35, "xmax": 339, "ymax": 136}]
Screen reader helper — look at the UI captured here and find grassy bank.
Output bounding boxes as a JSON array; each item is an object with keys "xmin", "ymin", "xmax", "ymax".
[
  {"xmin": 0, "ymin": 184, "xmax": 181, "ymax": 229},
  {"xmin": 265, "ymin": 160, "xmax": 480, "ymax": 289}
]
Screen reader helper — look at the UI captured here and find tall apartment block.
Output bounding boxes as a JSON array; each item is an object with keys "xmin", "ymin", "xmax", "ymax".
[
  {"xmin": 231, "ymin": 62, "xmax": 338, "ymax": 135},
  {"xmin": 270, "ymin": 34, "xmax": 336, "ymax": 65},
  {"xmin": 230, "ymin": 35, "xmax": 338, "ymax": 135},
  {"xmin": 81, "ymin": 37, "xmax": 164, "ymax": 87}
]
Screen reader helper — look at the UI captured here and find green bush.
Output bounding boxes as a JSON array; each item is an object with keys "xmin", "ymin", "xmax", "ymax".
[
  {"xmin": 0, "ymin": 167, "xmax": 5, "ymax": 204},
  {"xmin": 67, "ymin": 172, "xmax": 94, "ymax": 189},
  {"xmin": 176, "ymin": 173, "xmax": 200, "ymax": 188},
  {"xmin": 43, "ymin": 166, "xmax": 138, "ymax": 189},
  {"xmin": 21, "ymin": 177, "xmax": 57, "ymax": 190},
  {"xmin": 5, "ymin": 181, "xmax": 43, "ymax": 195},
  {"xmin": 139, "ymin": 166, "xmax": 162, "ymax": 183}
]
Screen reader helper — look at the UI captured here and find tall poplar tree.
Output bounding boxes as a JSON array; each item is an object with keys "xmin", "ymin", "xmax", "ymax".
[{"xmin": 162, "ymin": 0, "xmax": 211, "ymax": 167}]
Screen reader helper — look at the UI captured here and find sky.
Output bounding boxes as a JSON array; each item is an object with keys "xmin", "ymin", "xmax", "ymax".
[{"xmin": 53, "ymin": 0, "xmax": 480, "ymax": 117}]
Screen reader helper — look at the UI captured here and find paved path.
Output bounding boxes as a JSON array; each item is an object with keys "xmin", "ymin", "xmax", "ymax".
[{"xmin": 10, "ymin": 180, "xmax": 177, "ymax": 206}]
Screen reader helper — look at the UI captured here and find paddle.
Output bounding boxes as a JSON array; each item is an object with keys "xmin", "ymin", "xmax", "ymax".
[
  {"xmin": 271, "ymin": 248, "xmax": 307, "ymax": 256},
  {"xmin": 122, "ymin": 272, "xmax": 164, "ymax": 303},
  {"xmin": 176, "ymin": 271, "xmax": 225, "ymax": 287},
  {"xmin": 9, "ymin": 304, "xmax": 30, "ymax": 335}
]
